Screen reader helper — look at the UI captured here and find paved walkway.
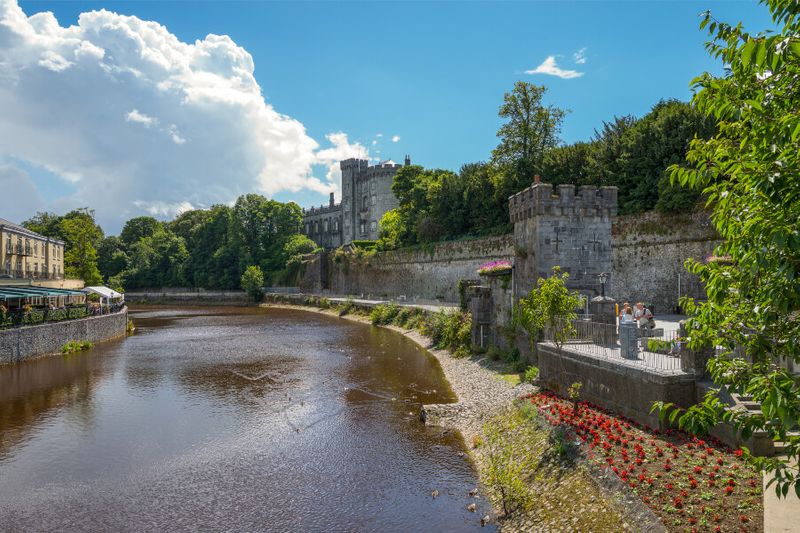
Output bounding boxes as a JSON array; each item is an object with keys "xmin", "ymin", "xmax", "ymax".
[{"xmin": 764, "ymin": 459, "xmax": 800, "ymax": 532}]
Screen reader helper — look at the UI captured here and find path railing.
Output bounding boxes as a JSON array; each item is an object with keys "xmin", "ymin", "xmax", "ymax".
[{"xmin": 542, "ymin": 318, "xmax": 685, "ymax": 373}]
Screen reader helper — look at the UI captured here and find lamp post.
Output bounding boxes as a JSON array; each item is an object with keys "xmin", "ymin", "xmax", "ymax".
[{"xmin": 598, "ymin": 272, "xmax": 609, "ymax": 298}]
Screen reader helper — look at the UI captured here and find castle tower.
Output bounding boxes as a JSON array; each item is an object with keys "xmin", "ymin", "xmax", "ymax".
[
  {"xmin": 509, "ymin": 182, "xmax": 618, "ymax": 302},
  {"xmin": 404, "ymin": 155, "xmax": 411, "ymax": 166}
]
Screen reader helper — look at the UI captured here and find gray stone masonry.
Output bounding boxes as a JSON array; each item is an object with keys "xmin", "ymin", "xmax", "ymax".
[
  {"xmin": 511, "ymin": 183, "xmax": 617, "ymax": 303},
  {"xmin": 0, "ymin": 309, "xmax": 128, "ymax": 364}
]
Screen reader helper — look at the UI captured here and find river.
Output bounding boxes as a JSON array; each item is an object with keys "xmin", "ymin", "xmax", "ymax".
[{"xmin": 0, "ymin": 306, "xmax": 495, "ymax": 532}]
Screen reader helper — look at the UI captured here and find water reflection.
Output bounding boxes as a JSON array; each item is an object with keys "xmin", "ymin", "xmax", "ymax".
[{"xmin": 0, "ymin": 306, "xmax": 495, "ymax": 531}]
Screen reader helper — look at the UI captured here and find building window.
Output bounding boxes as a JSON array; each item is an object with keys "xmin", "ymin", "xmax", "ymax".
[
  {"xmin": 363, "ymin": 196, "xmax": 368, "ymax": 209},
  {"xmin": 371, "ymin": 195, "xmax": 376, "ymax": 206},
  {"xmin": 333, "ymin": 220, "xmax": 339, "ymax": 232},
  {"xmin": 359, "ymin": 222, "xmax": 366, "ymax": 235},
  {"xmin": 323, "ymin": 220, "xmax": 329, "ymax": 232},
  {"xmin": 370, "ymin": 220, "xmax": 377, "ymax": 232}
]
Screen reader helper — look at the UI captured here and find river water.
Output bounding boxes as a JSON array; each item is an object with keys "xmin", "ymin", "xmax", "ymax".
[{"xmin": 0, "ymin": 306, "xmax": 495, "ymax": 532}]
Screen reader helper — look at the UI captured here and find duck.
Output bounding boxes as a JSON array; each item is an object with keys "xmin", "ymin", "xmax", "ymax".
[
  {"xmin": 466, "ymin": 503, "xmax": 477, "ymax": 512},
  {"xmin": 431, "ymin": 489, "xmax": 439, "ymax": 499},
  {"xmin": 468, "ymin": 487, "xmax": 479, "ymax": 497},
  {"xmin": 480, "ymin": 515, "xmax": 490, "ymax": 527}
]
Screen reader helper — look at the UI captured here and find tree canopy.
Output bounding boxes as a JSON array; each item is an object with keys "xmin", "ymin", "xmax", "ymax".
[{"xmin": 655, "ymin": 0, "xmax": 800, "ymax": 497}]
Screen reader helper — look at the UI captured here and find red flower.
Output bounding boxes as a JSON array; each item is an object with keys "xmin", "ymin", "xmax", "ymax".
[
  {"xmin": 693, "ymin": 466, "xmax": 703, "ymax": 474},
  {"xmin": 714, "ymin": 527, "xmax": 722, "ymax": 533},
  {"xmin": 734, "ymin": 449, "xmax": 744, "ymax": 458},
  {"xmin": 673, "ymin": 496, "xmax": 683, "ymax": 509},
  {"xmin": 740, "ymin": 515, "xmax": 749, "ymax": 523},
  {"xmin": 725, "ymin": 485, "xmax": 734, "ymax": 495},
  {"xmin": 688, "ymin": 517, "xmax": 697, "ymax": 525},
  {"xmin": 713, "ymin": 514, "xmax": 722, "ymax": 523},
  {"xmin": 690, "ymin": 479, "xmax": 698, "ymax": 489},
  {"xmin": 664, "ymin": 463, "xmax": 672, "ymax": 472}
]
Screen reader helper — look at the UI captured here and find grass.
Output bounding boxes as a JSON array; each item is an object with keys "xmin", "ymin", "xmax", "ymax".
[
  {"xmin": 62, "ymin": 340, "xmax": 93, "ymax": 354},
  {"xmin": 478, "ymin": 405, "xmax": 630, "ymax": 531}
]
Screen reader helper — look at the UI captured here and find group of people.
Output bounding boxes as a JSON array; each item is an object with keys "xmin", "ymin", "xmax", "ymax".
[{"xmin": 619, "ymin": 301, "xmax": 656, "ymax": 329}]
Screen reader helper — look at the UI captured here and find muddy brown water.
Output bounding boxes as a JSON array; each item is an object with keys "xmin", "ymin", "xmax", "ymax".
[{"xmin": 0, "ymin": 306, "xmax": 495, "ymax": 532}]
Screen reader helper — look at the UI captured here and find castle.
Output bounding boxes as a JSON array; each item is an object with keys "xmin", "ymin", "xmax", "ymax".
[{"xmin": 303, "ymin": 156, "xmax": 410, "ymax": 248}]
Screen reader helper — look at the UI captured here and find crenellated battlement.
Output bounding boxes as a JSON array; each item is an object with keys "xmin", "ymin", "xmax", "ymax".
[
  {"xmin": 509, "ymin": 183, "xmax": 618, "ymax": 223},
  {"xmin": 303, "ymin": 203, "xmax": 342, "ymax": 216}
]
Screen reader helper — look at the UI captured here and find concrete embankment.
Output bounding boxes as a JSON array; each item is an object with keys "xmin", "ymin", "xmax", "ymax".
[
  {"xmin": 125, "ymin": 290, "xmax": 249, "ymax": 305},
  {"xmin": 0, "ymin": 309, "xmax": 128, "ymax": 364}
]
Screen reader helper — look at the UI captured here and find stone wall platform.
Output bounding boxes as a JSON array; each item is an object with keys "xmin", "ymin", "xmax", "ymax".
[
  {"xmin": 536, "ymin": 343, "xmax": 696, "ymax": 429},
  {"xmin": 0, "ymin": 309, "xmax": 128, "ymax": 364}
]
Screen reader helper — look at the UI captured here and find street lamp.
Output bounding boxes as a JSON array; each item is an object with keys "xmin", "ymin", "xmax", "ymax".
[{"xmin": 598, "ymin": 272, "xmax": 609, "ymax": 298}]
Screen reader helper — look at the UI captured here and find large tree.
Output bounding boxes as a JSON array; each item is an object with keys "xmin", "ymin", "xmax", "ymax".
[
  {"xmin": 658, "ymin": 1, "xmax": 800, "ymax": 497},
  {"xmin": 61, "ymin": 212, "xmax": 103, "ymax": 285},
  {"xmin": 492, "ymin": 81, "xmax": 566, "ymax": 199}
]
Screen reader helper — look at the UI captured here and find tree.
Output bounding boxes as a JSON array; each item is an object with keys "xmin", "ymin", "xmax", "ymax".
[
  {"xmin": 516, "ymin": 266, "xmax": 583, "ymax": 350},
  {"xmin": 657, "ymin": 1, "xmax": 800, "ymax": 497},
  {"xmin": 61, "ymin": 214, "xmax": 103, "ymax": 285},
  {"xmin": 22, "ymin": 212, "xmax": 65, "ymax": 240},
  {"xmin": 97, "ymin": 236, "xmax": 128, "ymax": 281},
  {"xmin": 240, "ymin": 265, "xmax": 265, "ymax": 302},
  {"xmin": 492, "ymin": 81, "xmax": 566, "ymax": 199},
  {"xmin": 377, "ymin": 209, "xmax": 403, "ymax": 251},
  {"xmin": 120, "ymin": 216, "xmax": 162, "ymax": 249}
]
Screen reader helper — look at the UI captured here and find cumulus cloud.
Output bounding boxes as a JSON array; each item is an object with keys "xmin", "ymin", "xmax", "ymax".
[
  {"xmin": 0, "ymin": 0, "xmax": 368, "ymax": 231},
  {"xmin": 391, "ymin": 135, "xmax": 400, "ymax": 143},
  {"xmin": 525, "ymin": 56, "xmax": 584, "ymax": 79},
  {"xmin": 573, "ymin": 47, "xmax": 587, "ymax": 64}
]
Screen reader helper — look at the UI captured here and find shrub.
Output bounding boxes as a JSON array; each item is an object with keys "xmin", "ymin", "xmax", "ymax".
[
  {"xmin": 240, "ymin": 265, "xmax": 265, "ymax": 302},
  {"xmin": 338, "ymin": 298, "xmax": 356, "ymax": 317},
  {"xmin": 370, "ymin": 303, "xmax": 401, "ymax": 325},
  {"xmin": 453, "ymin": 345, "xmax": 471, "ymax": 359},
  {"xmin": 486, "ymin": 346, "xmax": 504, "ymax": 361},
  {"xmin": 62, "ymin": 340, "xmax": 93, "ymax": 354},
  {"xmin": 482, "ymin": 409, "xmax": 535, "ymax": 516},
  {"xmin": 524, "ymin": 366, "xmax": 539, "ymax": 384}
]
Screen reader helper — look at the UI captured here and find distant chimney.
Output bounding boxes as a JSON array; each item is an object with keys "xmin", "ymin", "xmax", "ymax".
[
  {"xmin": 534, "ymin": 175, "xmax": 541, "ymax": 185},
  {"xmin": 404, "ymin": 154, "xmax": 411, "ymax": 166},
  {"xmin": 329, "ymin": 192, "xmax": 335, "ymax": 207}
]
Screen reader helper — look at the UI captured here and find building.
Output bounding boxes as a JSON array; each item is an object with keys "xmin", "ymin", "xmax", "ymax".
[
  {"xmin": 0, "ymin": 218, "xmax": 65, "ymax": 280},
  {"xmin": 303, "ymin": 156, "xmax": 410, "ymax": 248}
]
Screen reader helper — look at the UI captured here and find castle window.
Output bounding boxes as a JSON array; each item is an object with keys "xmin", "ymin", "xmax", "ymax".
[
  {"xmin": 363, "ymin": 196, "xmax": 368, "ymax": 209},
  {"xmin": 324, "ymin": 220, "xmax": 329, "ymax": 232},
  {"xmin": 333, "ymin": 220, "xmax": 339, "ymax": 232},
  {"xmin": 371, "ymin": 195, "xmax": 376, "ymax": 206},
  {"xmin": 370, "ymin": 220, "xmax": 377, "ymax": 232},
  {"xmin": 359, "ymin": 222, "xmax": 366, "ymax": 235}
]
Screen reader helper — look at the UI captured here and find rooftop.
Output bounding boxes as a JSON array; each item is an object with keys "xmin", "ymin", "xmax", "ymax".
[{"xmin": 0, "ymin": 218, "xmax": 65, "ymax": 244}]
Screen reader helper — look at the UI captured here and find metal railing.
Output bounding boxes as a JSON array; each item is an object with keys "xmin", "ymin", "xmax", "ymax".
[
  {"xmin": 542, "ymin": 318, "xmax": 685, "ymax": 373},
  {"xmin": 0, "ymin": 304, "xmax": 125, "ymax": 330}
]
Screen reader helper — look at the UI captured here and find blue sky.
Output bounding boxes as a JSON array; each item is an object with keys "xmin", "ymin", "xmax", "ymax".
[{"xmin": 2, "ymin": 1, "xmax": 772, "ymax": 232}]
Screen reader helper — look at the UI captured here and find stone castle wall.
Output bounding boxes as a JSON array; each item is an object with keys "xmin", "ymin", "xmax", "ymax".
[
  {"xmin": 325, "ymin": 234, "xmax": 514, "ymax": 302},
  {"xmin": 611, "ymin": 211, "xmax": 720, "ymax": 314},
  {"xmin": 0, "ymin": 309, "xmax": 128, "ymax": 364}
]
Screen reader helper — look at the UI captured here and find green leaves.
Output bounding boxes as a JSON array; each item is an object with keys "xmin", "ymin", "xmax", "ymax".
[{"xmin": 667, "ymin": 0, "xmax": 800, "ymax": 497}]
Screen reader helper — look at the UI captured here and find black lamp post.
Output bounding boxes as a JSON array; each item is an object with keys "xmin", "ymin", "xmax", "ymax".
[{"xmin": 598, "ymin": 272, "xmax": 609, "ymax": 298}]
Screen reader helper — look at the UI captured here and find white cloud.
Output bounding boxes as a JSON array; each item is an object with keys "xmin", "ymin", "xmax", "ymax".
[
  {"xmin": 125, "ymin": 109, "xmax": 157, "ymax": 128},
  {"xmin": 313, "ymin": 132, "xmax": 369, "ymax": 196},
  {"xmin": 133, "ymin": 200, "xmax": 194, "ymax": 218},
  {"xmin": 573, "ymin": 47, "xmax": 587, "ymax": 65},
  {"xmin": 0, "ymin": 0, "xmax": 368, "ymax": 232},
  {"xmin": 391, "ymin": 135, "xmax": 400, "ymax": 143},
  {"xmin": 525, "ymin": 56, "xmax": 584, "ymax": 79}
]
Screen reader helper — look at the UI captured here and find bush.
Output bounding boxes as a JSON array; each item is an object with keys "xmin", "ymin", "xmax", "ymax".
[
  {"xmin": 62, "ymin": 340, "xmax": 93, "ymax": 354},
  {"xmin": 338, "ymin": 298, "xmax": 356, "ymax": 317},
  {"xmin": 240, "ymin": 265, "xmax": 265, "ymax": 302},
  {"xmin": 370, "ymin": 303, "xmax": 401, "ymax": 325},
  {"xmin": 422, "ymin": 309, "xmax": 472, "ymax": 353},
  {"xmin": 486, "ymin": 346, "xmax": 504, "ymax": 361},
  {"xmin": 524, "ymin": 366, "xmax": 539, "ymax": 384},
  {"xmin": 482, "ymin": 409, "xmax": 535, "ymax": 516}
]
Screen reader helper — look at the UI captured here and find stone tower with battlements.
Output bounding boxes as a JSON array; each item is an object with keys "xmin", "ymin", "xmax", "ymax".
[
  {"xmin": 304, "ymin": 156, "xmax": 409, "ymax": 248},
  {"xmin": 510, "ymin": 182, "xmax": 618, "ymax": 302}
]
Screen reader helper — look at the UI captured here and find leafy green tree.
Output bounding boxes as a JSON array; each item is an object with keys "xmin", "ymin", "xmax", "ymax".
[
  {"xmin": 516, "ymin": 266, "xmax": 583, "ymax": 350},
  {"xmin": 283, "ymin": 234, "xmax": 318, "ymax": 258},
  {"xmin": 120, "ymin": 216, "xmax": 162, "ymax": 249},
  {"xmin": 240, "ymin": 265, "xmax": 265, "ymax": 302},
  {"xmin": 61, "ymin": 213, "xmax": 103, "ymax": 285},
  {"xmin": 121, "ymin": 228, "xmax": 188, "ymax": 289},
  {"xmin": 541, "ymin": 142, "xmax": 596, "ymax": 187},
  {"xmin": 492, "ymin": 81, "xmax": 566, "ymax": 199},
  {"xmin": 377, "ymin": 209, "xmax": 403, "ymax": 251},
  {"xmin": 97, "ymin": 236, "xmax": 128, "ymax": 281},
  {"xmin": 657, "ymin": 1, "xmax": 800, "ymax": 497},
  {"xmin": 22, "ymin": 212, "xmax": 65, "ymax": 240}
]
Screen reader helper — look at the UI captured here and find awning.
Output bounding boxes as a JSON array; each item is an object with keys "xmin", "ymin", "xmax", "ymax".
[{"xmin": 83, "ymin": 286, "xmax": 124, "ymax": 300}]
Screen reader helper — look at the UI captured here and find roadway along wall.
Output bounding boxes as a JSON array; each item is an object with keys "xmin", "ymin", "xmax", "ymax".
[{"xmin": 0, "ymin": 309, "xmax": 128, "ymax": 364}]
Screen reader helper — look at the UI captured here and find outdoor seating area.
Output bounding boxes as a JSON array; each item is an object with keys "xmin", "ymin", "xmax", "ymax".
[
  {"xmin": 0, "ymin": 285, "xmax": 124, "ymax": 329},
  {"xmin": 543, "ymin": 317, "xmax": 687, "ymax": 375}
]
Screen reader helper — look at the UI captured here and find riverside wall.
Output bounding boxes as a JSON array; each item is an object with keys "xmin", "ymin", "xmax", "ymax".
[
  {"xmin": 0, "ymin": 309, "xmax": 128, "ymax": 364},
  {"xmin": 325, "ymin": 235, "xmax": 515, "ymax": 302},
  {"xmin": 304, "ymin": 211, "xmax": 719, "ymax": 312}
]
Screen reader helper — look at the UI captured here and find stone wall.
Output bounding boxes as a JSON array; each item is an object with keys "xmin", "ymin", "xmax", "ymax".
[
  {"xmin": 322, "ymin": 234, "xmax": 514, "ymax": 302},
  {"xmin": 536, "ymin": 343, "xmax": 697, "ymax": 429},
  {"xmin": 125, "ymin": 290, "xmax": 249, "ymax": 305},
  {"xmin": 611, "ymin": 212, "xmax": 720, "ymax": 314},
  {"xmin": 0, "ymin": 309, "xmax": 128, "ymax": 364}
]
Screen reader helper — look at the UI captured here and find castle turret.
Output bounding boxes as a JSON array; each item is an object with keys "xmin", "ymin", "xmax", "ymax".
[
  {"xmin": 404, "ymin": 155, "xmax": 411, "ymax": 166},
  {"xmin": 329, "ymin": 192, "xmax": 335, "ymax": 208}
]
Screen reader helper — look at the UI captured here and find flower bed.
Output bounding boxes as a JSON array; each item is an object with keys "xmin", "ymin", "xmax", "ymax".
[
  {"xmin": 525, "ymin": 391, "xmax": 763, "ymax": 532},
  {"xmin": 477, "ymin": 260, "xmax": 512, "ymax": 276}
]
